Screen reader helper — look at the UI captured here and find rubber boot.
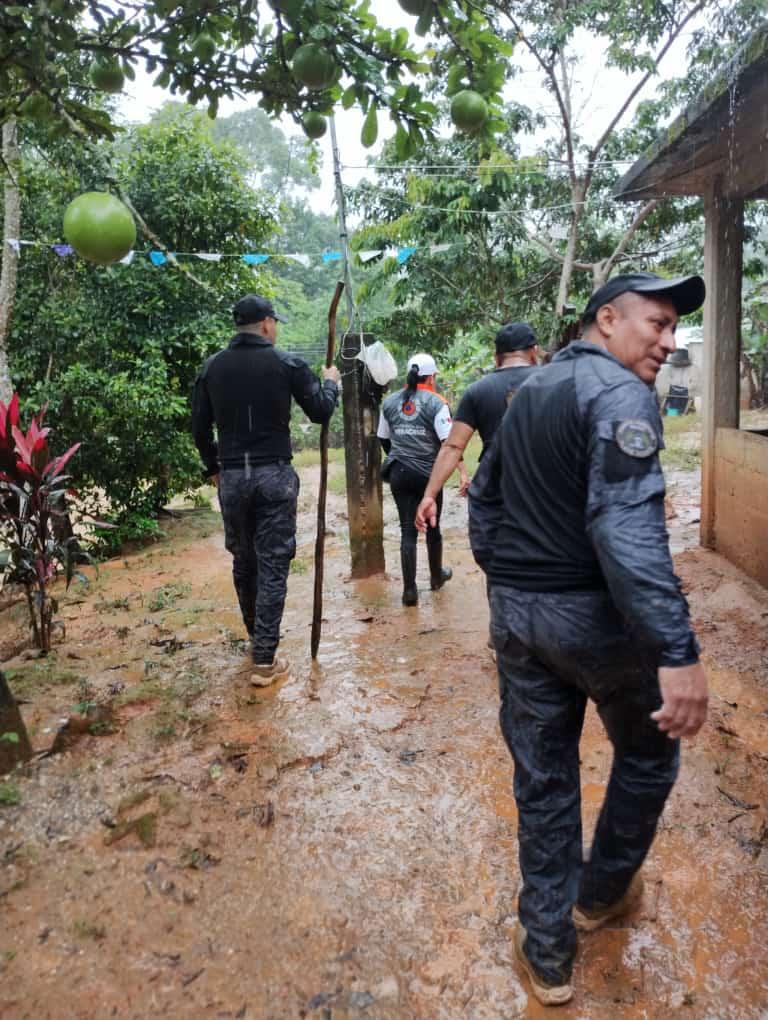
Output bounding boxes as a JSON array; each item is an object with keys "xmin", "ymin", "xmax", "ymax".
[
  {"xmin": 427, "ymin": 537, "xmax": 452, "ymax": 591},
  {"xmin": 401, "ymin": 544, "xmax": 418, "ymax": 606}
]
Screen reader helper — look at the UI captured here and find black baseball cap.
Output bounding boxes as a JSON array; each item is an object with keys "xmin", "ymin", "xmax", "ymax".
[
  {"xmin": 233, "ymin": 294, "xmax": 288, "ymax": 326},
  {"xmin": 582, "ymin": 272, "xmax": 705, "ymax": 326},
  {"xmin": 495, "ymin": 321, "xmax": 537, "ymax": 353}
]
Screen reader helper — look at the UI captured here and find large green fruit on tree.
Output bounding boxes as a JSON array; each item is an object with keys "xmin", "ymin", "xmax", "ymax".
[
  {"xmin": 397, "ymin": 0, "xmax": 430, "ymax": 14},
  {"xmin": 63, "ymin": 192, "xmax": 137, "ymax": 265},
  {"xmin": 292, "ymin": 44, "xmax": 337, "ymax": 91},
  {"xmin": 450, "ymin": 89, "xmax": 488, "ymax": 133},
  {"xmin": 269, "ymin": 0, "xmax": 303, "ymax": 18},
  {"xmin": 89, "ymin": 60, "xmax": 125, "ymax": 94},
  {"xmin": 302, "ymin": 111, "xmax": 327, "ymax": 139}
]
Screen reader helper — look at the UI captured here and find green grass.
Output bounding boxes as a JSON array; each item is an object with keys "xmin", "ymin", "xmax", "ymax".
[
  {"xmin": 4, "ymin": 660, "xmax": 80, "ymax": 697},
  {"xmin": 146, "ymin": 582, "xmax": 192, "ymax": 612},
  {"xmin": 660, "ymin": 412, "xmax": 701, "ymax": 472},
  {"xmin": 0, "ymin": 782, "xmax": 21, "ymax": 807},
  {"xmin": 292, "ymin": 447, "xmax": 345, "ymax": 469}
]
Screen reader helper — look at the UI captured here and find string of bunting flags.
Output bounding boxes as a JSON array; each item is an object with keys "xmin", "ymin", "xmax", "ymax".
[{"xmin": 5, "ymin": 238, "xmax": 459, "ymax": 267}]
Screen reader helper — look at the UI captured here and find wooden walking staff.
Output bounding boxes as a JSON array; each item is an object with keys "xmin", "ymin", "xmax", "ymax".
[{"xmin": 311, "ymin": 280, "xmax": 345, "ymax": 659}]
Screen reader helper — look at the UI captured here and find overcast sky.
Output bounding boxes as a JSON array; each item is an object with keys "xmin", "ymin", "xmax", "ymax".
[{"xmin": 115, "ymin": 2, "xmax": 701, "ymax": 227}]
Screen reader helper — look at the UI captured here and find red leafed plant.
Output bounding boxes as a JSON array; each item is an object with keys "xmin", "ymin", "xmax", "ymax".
[{"xmin": 0, "ymin": 394, "xmax": 87, "ymax": 653}]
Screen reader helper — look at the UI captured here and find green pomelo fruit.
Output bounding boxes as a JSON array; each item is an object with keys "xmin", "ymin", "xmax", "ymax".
[
  {"xmin": 397, "ymin": 0, "xmax": 429, "ymax": 14},
  {"xmin": 302, "ymin": 111, "xmax": 328, "ymax": 139},
  {"xmin": 63, "ymin": 192, "xmax": 137, "ymax": 266},
  {"xmin": 20, "ymin": 93, "xmax": 54, "ymax": 122},
  {"xmin": 89, "ymin": 60, "xmax": 125, "ymax": 94},
  {"xmin": 450, "ymin": 89, "xmax": 488, "ymax": 133},
  {"xmin": 292, "ymin": 43, "xmax": 336, "ymax": 91},
  {"xmin": 192, "ymin": 33, "xmax": 216, "ymax": 62},
  {"xmin": 269, "ymin": 0, "xmax": 303, "ymax": 18}
]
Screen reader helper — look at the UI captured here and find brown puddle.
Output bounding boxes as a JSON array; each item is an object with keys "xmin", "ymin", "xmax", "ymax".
[{"xmin": 0, "ymin": 477, "xmax": 766, "ymax": 1018}]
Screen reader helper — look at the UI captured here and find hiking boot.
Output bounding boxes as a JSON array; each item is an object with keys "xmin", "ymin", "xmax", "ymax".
[
  {"xmin": 427, "ymin": 538, "xmax": 452, "ymax": 590},
  {"xmin": 573, "ymin": 872, "xmax": 645, "ymax": 932},
  {"xmin": 250, "ymin": 655, "xmax": 290, "ymax": 687},
  {"xmin": 513, "ymin": 924, "xmax": 573, "ymax": 1007},
  {"xmin": 430, "ymin": 567, "xmax": 452, "ymax": 590},
  {"xmin": 401, "ymin": 545, "xmax": 418, "ymax": 606}
]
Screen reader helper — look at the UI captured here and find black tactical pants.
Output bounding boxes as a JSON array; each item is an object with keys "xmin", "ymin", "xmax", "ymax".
[
  {"xmin": 219, "ymin": 463, "xmax": 299, "ymax": 665},
  {"xmin": 489, "ymin": 584, "xmax": 680, "ymax": 986},
  {"xmin": 389, "ymin": 460, "xmax": 443, "ymax": 554}
]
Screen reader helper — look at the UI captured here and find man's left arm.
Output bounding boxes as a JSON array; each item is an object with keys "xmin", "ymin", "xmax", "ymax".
[
  {"xmin": 415, "ymin": 420, "xmax": 473, "ymax": 532},
  {"xmin": 191, "ymin": 370, "xmax": 219, "ymax": 481},
  {"xmin": 290, "ymin": 357, "xmax": 339, "ymax": 424},
  {"xmin": 585, "ymin": 382, "xmax": 699, "ymax": 667}
]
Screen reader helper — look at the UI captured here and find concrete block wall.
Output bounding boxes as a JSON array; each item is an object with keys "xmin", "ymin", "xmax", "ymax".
[{"xmin": 714, "ymin": 428, "xmax": 768, "ymax": 586}]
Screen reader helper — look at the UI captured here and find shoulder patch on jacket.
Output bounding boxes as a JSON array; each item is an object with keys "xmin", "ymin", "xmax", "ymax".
[{"xmin": 615, "ymin": 419, "xmax": 658, "ymax": 458}]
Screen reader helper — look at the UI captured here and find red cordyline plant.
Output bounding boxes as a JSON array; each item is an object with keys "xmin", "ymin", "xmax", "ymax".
[{"xmin": 0, "ymin": 394, "xmax": 86, "ymax": 653}]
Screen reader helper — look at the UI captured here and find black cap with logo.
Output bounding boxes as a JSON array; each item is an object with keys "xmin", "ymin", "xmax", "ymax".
[
  {"xmin": 233, "ymin": 294, "xmax": 289, "ymax": 326},
  {"xmin": 581, "ymin": 272, "xmax": 705, "ymax": 326},
  {"xmin": 495, "ymin": 321, "xmax": 538, "ymax": 353}
]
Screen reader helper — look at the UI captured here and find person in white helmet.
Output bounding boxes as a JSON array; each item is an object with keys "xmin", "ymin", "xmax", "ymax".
[{"xmin": 377, "ymin": 353, "xmax": 466, "ymax": 606}]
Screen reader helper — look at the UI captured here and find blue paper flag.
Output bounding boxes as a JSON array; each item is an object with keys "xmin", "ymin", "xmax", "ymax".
[
  {"xmin": 396, "ymin": 246, "xmax": 417, "ymax": 265},
  {"xmin": 149, "ymin": 251, "xmax": 168, "ymax": 266},
  {"xmin": 242, "ymin": 253, "xmax": 270, "ymax": 265},
  {"xmin": 321, "ymin": 251, "xmax": 343, "ymax": 264}
]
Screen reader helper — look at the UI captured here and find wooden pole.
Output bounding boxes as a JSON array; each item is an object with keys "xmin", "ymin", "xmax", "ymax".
[{"xmin": 311, "ymin": 280, "xmax": 345, "ymax": 659}]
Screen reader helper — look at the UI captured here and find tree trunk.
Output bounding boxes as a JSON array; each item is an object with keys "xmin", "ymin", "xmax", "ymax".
[
  {"xmin": 0, "ymin": 670, "xmax": 33, "ymax": 773},
  {"xmin": 555, "ymin": 179, "xmax": 587, "ymax": 321},
  {"xmin": 0, "ymin": 118, "xmax": 20, "ymax": 404},
  {"xmin": 340, "ymin": 333, "xmax": 385, "ymax": 578}
]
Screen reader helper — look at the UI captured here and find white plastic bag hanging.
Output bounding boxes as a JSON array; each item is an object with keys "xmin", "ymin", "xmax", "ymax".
[{"xmin": 357, "ymin": 340, "xmax": 398, "ymax": 386}]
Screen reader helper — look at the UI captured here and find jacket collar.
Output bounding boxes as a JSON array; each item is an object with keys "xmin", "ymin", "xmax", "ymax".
[
  {"xmin": 554, "ymin": 340, "xmax": 630, "ymax": 373},
  {"xmin": 229, "ymin": 332, "xmax": 273, "ymax": 348}
]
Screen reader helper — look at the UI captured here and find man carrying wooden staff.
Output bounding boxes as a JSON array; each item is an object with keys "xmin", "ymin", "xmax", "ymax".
[{"xmin": 191, "ymin": 293, "xmax": 340, "ymax": 685}]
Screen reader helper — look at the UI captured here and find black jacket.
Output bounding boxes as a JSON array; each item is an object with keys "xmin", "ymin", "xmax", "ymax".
[
  {"xmin": 191, "ymin": 333, "xmax": 338, "ymax": 475},
  {"xmin": 469, "ymin": 342, "xmax": 699, "ymax": 668}
]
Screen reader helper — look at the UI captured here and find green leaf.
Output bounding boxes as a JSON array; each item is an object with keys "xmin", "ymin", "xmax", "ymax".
[{"xmin": 361, "ymin": 104, "xmax": 378, "ymax": 149}]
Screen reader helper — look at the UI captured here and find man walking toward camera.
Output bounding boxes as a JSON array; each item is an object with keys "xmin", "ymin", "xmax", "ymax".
[
  {"xmin": 192, "ymin": 294, "xmax": 340, "ymax": 686},
  {"xmin": 474, "ymin": 273, "xmax": 709, "ymax": 1006}
]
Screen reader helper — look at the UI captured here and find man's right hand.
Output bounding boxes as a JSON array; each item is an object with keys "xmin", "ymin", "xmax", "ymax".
[
  {"xmin": 323, "ymin": 366, "xmax": 341, "ymax": 385},
  {"xmin": 651, "ymin": 663, "xmax": 708, "ymax": 739},
  {"xmin": 415, "ymin": 495, "xmax": 438, "ymax": 533}
]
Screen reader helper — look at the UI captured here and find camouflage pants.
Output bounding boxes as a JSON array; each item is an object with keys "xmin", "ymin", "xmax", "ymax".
[
  {"xmin": 219, "ymin": 463, "xmax": 299, "ymax": 665},
  {"xmin": 490, "ymin": 584, "xmax": 680, "ymax": 986}
]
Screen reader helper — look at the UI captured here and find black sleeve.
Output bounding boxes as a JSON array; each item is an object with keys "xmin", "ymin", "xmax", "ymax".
[
  {"xmin": 454, "ymin": 385, "xmax": 479, "ymax": 430},
  {"xmin": 380, "ymin": 437, "xmax": 391, "ymax": 454},
  {"xmin": 467, "ymin": 427, "xmax": 503, "ymax": 575},
  {"xmin": 191, "ymin": 367, "xmax": 219, "ymax": 478},
  {"xmin": 288, "ymin": 356, "xmax": 339, "ymax": 424},
  {"xmin": 586, "ymin": 382, "xmax": 699, "ymax": 667}
]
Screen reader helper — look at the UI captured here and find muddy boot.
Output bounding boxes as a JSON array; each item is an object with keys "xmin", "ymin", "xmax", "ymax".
[
  {"xmin": 427, "ymin": 538, "xmax": 452, "ymax": 591},
  {"xmin": 573, "ymin": 872, "xmax": 644, "ymax": 932},
  {"xmin": 513, "ymin": 924, "xmax": 573, "ymax": 1006},
  {"xmin": 401, "ymin": 545, "xmax": 418, "ymax": 606}
]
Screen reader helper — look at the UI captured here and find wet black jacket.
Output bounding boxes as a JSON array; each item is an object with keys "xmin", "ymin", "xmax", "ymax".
[
  {"xmin": 191, "ymin": 333, "xmax": 338, "ymax": 475},
  {"xmin": 470, "ymin": 342, "xmax": 699, "ymax": 668}
]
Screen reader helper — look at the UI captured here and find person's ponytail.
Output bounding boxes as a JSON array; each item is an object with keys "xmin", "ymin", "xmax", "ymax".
[{"xmin": 402, "ymin": 364, "xmax": 420, "ymax": 410}]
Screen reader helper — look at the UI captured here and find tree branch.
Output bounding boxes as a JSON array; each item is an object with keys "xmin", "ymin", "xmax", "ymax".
[
  {"xmin": 595, "ymin": 198, "xmax": 660, "ymax": 284},
  {"xmin": 588, "ymin": 0, "xmax": 707, "ymax": 163}
]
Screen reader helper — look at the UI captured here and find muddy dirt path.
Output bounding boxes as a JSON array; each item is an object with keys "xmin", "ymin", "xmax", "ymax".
[{"xmin": 0, "ymin": 469, "xmax": 767, "ymax": 1019}]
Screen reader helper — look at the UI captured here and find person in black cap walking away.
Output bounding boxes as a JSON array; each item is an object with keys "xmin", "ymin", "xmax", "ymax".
[
  {"xmin": 377, "ymin": 353, "xmax": 463, "ymax": 606},
  {"xmin": 472, "ymin": 273, "xmax": 709, "ymax": 1006},
  {"xmin": 415, "ymin": 320, "xmax": 539, "ymax": 532},
  {"xmin": 192, "ymin": 294, "xmax": 340, "ymax": 685}
]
